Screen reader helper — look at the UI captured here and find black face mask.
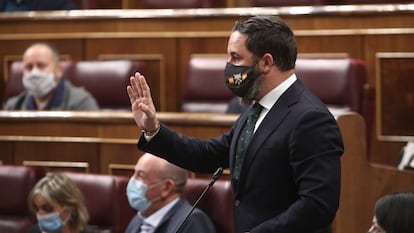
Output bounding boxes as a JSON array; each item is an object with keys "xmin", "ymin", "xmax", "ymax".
[{"xmin": 224, "ymin": 62, "xmax": 260, "ymax": 97}]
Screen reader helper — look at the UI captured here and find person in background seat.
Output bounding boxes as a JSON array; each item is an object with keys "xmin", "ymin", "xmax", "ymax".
[
  {"xmin": 368, "ymin": 192, "xmax": 414, "ymax": 233},
  {"xmin": 27, "ymin": 172, "xmax": 90, "ymax": 233},
  {"xmin": 0, "ymin": 0, "xmax": 77, "ymax": 12},
  {"xmin": 3, "ymin": 42, "xmax": 99, "ymax": 110},
  {"xmin": 125, "ymin": 152, "xmax": 216, "ymax": 233}
]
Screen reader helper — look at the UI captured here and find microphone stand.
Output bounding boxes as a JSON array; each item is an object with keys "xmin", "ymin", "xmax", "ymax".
[{"xmin": 174, "ymin": 167, "xmax": 223, "ymax": 233}]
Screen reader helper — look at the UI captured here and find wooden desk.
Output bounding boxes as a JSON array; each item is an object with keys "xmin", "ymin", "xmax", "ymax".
[
  {"xmin": 1, "ymin": 111, "xmax": 414, "ymax": 233},
  {"xmin": 0, "ymin": 110, "xmax": 236, "ymax": 176}
]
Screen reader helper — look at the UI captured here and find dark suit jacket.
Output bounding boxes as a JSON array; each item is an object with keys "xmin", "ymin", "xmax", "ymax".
[
  {"xmin": 138, "ymin": 79, "xmax": 344, "ymax": 233},
  {"xmin": 0, "ymin": 0, "xmax": 77, "ymax": 11},
  {"xmin": 124, "ymin": 198, "xmax": 216, "ymax": 233}
]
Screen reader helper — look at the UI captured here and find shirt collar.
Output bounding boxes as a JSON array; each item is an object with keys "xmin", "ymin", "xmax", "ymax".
[
  {"xmin": 258, "ymin": 73, "xmax": 297, "ymax": 111},
  {"xmin": 139, "ymin": 197, "xmax": 180, "ymax": 229}
]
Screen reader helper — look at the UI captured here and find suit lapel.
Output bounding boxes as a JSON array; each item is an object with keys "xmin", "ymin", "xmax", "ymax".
[
  {"xmin": 234, "ymin": 80, "xmax": 304, "ymax": 196},
  {"xmin": 130, "ymin": 214, "xmax": 143, "ymax": 233}
]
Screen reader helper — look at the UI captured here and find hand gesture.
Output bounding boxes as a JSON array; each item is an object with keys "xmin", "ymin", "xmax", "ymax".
[{"xmin": 127, "ymin": 72, "xmax": 159, "ymax": 135}]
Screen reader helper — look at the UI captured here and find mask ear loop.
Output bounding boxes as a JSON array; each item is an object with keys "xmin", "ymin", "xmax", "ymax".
[{"xmin": 61, "ymin": 206, "xmax": 72, "ymax": 225}]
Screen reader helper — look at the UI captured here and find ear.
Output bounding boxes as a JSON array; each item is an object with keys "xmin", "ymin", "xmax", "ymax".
[
  {"xmin": 54, "ymin": 62, "xmax": 63, "ymax": 81},
  {"xmin": 161, "ymin": 179, "xmax": 175, "ymax": 198},
  {"xmin": 261, "ymin": 53, "xmax": 274, "ymax": 73}
]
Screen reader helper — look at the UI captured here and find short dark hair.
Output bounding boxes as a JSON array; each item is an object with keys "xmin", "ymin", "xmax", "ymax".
[
  {"xmin": 232, "ymin": 16, "xmax": 297, "ymax": 71},
  {"xmin": 375, "ymin": 192, "xmax": 414, "ymax": 233}
]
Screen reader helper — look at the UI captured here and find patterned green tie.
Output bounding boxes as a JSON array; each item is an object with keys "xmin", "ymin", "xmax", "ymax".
[{"xmin": 232, "ymin": 103, "xmax": 263, "ymax": 181}]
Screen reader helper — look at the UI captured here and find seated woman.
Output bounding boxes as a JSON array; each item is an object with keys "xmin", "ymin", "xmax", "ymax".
[
  {"xmin": 27, "ymin": 172, "xmax": 89, "ymax": 233},
  {"xmin": 368, "ymin": 192, "xmax": 414, "ymax": 233}
]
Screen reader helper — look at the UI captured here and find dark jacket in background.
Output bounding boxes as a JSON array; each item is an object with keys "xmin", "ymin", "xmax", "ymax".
[
  {"xmin": 124, "ymin": 198, "xmax": 216, "ymax": 233},
  {"xmin": 0, "ymin": 0, "xmax": 77, "ymax": 11}
]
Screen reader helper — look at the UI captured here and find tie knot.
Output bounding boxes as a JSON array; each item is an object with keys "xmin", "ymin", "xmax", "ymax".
[{"xmin": 249, "ymin": 103, "xmax": 262, "ymax": 120}]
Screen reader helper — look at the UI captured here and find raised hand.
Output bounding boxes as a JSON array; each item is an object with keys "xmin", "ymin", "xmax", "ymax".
[{"xmin": 127, "ymin": 72, "xmax": 159, "ymax": 135}]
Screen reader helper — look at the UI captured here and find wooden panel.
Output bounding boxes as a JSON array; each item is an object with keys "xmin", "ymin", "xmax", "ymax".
[
  {"xmin": 295, "ymin": 35, "xmax": 363, "ymax": 59},
  {"xmin": 0, "ymin": 141, "xmax": 13, "ymax": 164},
  {"xmin": 108, "ymin": 163, "xmax": 135, "ymax": 177},
  {"xmin": 0, "ymin": 111, "xmax": 237, "ymax": 175},
  {"xmin": 334, "ymin": 113, "xmax": 414, "ymax": 233},
  {"xmin": 376, "ymin": 53, "xmax": 414, "ymax": 141},
  {"xmin": 364, "ymin": 34, "xmax": 414, "ymax": 85},
  {"xmin": 13, "ymin": 141, "xmax": 99, "ymax": 172},
  {"xmin": 100, "ymin": 143, "xmax": 142, "ymax": 174}
]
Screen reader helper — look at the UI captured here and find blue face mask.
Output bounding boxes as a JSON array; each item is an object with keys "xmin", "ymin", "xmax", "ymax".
[
  {"xmin": 37, "ymin": 210, "xmax": 66, "ymax": 233},
  {"xmin": 126, "ymin": 177, "xmax": 163, "ymax": 212}
]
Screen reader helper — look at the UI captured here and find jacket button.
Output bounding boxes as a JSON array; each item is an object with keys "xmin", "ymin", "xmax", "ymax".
[{"xmin": 234, "ymin": 200, "xmax": 240, "ymax": 206}]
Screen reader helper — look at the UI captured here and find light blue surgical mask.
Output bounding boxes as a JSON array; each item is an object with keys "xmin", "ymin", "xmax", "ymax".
[
  {"xmin": 36, "ymin": 208, "xmax": 68, "ymax": 233},
  {"xmin": 126, "ymin": 177, "xmax": 163, "ymax": 212}
]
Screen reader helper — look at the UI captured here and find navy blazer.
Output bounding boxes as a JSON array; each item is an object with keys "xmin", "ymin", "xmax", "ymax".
[
  {"xmin": 138, "ymin": 79, "xmax": 344, "ymax": 233},
  {"xmin": 124, "ymin": 198, "xmax": 216, "ymax": 233}
]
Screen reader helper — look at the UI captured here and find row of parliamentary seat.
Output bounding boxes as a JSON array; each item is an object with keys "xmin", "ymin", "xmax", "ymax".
[
  {"xmin": 74, "ymin": 0, "xmax": 414, "ymax": 9},
  {"xmin": 2, "ymin": 59, "xmax": 146, "ymax": 110},
  {"xmin": 0, "ymin": 165, "xmax": 233, "ymax": 233},
  {"xmin": 2, "ymin": 56, "xmax": 374, "ymax": 147},
  {"xmin": 182, "ymin": 55, "xmax": 374, "ymax": 149}
]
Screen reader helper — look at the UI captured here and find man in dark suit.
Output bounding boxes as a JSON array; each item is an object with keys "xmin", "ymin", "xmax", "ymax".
[
  {"xmin": 124, "ymin": 153, "xmax": 216, "ymax": 233},
  {"xmin": 127, "ymin": 16, "xmax": 344, "ymax": 233}
]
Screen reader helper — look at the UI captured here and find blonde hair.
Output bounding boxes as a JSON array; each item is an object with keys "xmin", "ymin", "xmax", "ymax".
[{"xmin": 28, "ymin": 173, "xmax": 89, "ymax": 232}]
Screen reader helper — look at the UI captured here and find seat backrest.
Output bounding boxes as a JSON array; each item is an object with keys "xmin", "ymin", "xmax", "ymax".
[
  {"xmin": 141, "ymin": 0, "xmax": 214, "ymax": 9},
  {"xmin": 64, "ymin": 172, "xmax": 135, "ymax": 233},
  {"xmin": 65, "ymin": 60, "xmax": 146, "ymax": 110},
  {"xmin": 3, "ymin": 59, "xmax": 146, "ymax": 110},
  {"xmin": 181, "ymin": 56, "xmax": 367, "ymax": 115},
  {"xmin": 0, "ymin": 165, "xmax": 45, "ymax": 233},
  {"xmin": 295, "ymin": 58, "xmax": 367, "ymax": 114},
  {"xmin": 181, "ymin": 178, "xmax": 233, "ymax": 233},
  {"xmin": 342, "ymin": 0, "xmax": 412, "ymax": 4},
  {"xmin": 181, "ymin": 55, "xmax": 233, "ymax": 113}
]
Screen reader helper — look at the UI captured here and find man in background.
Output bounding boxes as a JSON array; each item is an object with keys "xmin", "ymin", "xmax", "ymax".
[
  {"xmin": 0, "ymin": 0, "xmax": 77, "ymax": 11},
  {"xmin": 4, "ymin": 42, "xmax": 98, "ymax": 110},
  {"xmin": 125, "ymin": 152, "xmax": 216, "ymax": 233}
]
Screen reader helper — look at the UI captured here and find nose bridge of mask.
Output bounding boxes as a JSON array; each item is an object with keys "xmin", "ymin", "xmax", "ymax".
[
  {"xmin": 27, "ymin": 67, "xmax": 44, "ymax": 78},
  {"xmin": 37, "ymin": 206, "xmax": 66, "ymax": 220}
]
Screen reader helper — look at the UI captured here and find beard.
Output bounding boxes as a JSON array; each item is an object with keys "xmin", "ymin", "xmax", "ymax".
[{"xmin": 241, "ymin": 72, "xmax": 263, "ymax": 105}]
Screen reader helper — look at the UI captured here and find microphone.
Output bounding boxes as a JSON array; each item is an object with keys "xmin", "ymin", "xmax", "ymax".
[{"xmin": 174, "ymin": 167, "xmax": 223, "ymax": 233}]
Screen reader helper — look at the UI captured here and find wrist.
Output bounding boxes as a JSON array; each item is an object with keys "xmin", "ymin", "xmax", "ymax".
[{"xmin": 142, "ymin": 122, "xmax": 160, "ymax": 136}]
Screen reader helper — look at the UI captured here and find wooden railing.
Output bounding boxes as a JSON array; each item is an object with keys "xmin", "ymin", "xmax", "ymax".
[{"xmin": 1, "ymin": 111, "xmax": 413, "ymax": 233}]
